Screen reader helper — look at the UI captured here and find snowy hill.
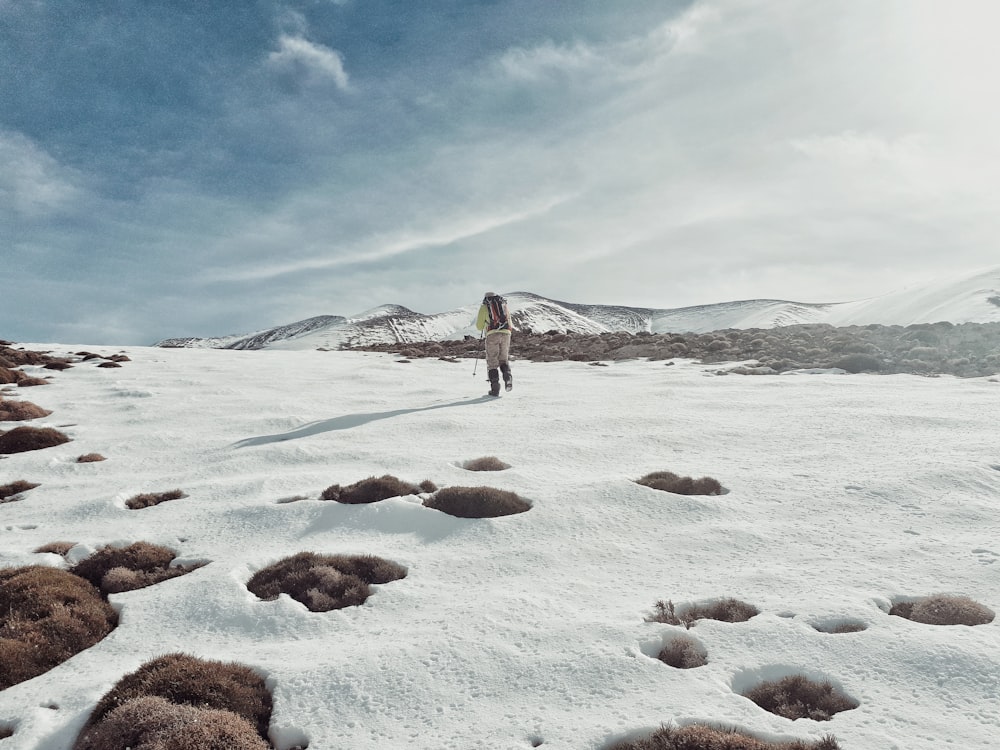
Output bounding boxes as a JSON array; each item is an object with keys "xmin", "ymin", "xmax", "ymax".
[
  {"xmin": 1, "ymin": 344, "xmax": 998, "ymax": 749},
  {"xmin": 156, "ymin": 266, "xmax": 1000, "ymax": 350}
]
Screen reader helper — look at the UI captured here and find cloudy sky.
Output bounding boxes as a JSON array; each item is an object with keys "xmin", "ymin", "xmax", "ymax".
[{"xmin": 4, "ymin": 0, "xmax": 999, "ymax": 345}]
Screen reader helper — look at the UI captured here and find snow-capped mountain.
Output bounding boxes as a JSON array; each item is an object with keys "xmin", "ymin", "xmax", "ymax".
[{"xmin": 156, "ymin": 266, "xmax": 1000, "ymax": 350}]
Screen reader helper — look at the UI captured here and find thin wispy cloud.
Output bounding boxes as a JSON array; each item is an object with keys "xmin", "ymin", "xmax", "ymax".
[{"xmin": 267, "ymin": 34, "xmax": 351, "ymax": 90}]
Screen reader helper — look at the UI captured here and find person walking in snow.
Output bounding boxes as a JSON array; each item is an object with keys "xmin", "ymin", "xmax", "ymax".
[{"xmin": 476, "ymin": 292, "xmax": 514, "ymax": 397}]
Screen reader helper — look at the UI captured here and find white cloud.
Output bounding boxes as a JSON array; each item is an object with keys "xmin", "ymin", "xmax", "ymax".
[
  {"xmin": 267, "ymin": 34, "xmax": 350, "ymax": 90},
  {"xmin": 0, "ymin": 130, "xmax": 83, "ymax": 217}
]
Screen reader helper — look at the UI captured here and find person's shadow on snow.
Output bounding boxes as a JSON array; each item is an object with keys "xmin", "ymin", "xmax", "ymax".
[{"xmin": 231, "ymin": 395, "xmax": 494, "ymax": 448}]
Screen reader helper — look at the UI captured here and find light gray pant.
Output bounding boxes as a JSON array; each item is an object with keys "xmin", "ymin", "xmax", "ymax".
[{"xmin": 485, "ymin": 332, "xmax": 511, "ymax": 369}]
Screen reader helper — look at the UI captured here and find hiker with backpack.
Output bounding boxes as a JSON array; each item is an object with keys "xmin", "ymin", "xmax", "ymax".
[{"xmin": 475, "ymin": 292, "xmax": 514, "ymax": 397}]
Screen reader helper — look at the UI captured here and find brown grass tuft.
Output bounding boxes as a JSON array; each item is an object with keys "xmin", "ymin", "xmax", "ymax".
[
  {"xmin": 890, "ymin": 594, "xmax": 995, "ymax": 626},
  {"xmin": 656, "ymin": 633, "xmax": 708, "ymax": 669},
  {"xmin": 0, "ymin": 426, "xmax": 70, "ymax": 454},
  {"xmin": 69, "ymin": 542, "xmax": 202, "ymax": 596},
  {"xmin": 424, "ymin": 486, "xmax": 531, "ymax": 518},
  {"xmin": 77, "ymin": 453, "xmax": 107, "ymax": 463},
  {"xmin": 76, "ymin": 653, "xmax": 273, "ymax": 743},
  {"xmin": 0, "ymin": 480, "xmax": 40, "ymax": 503},
  {"xmin": 320, "ymin": 474, "xmax": 437, "ymax": 504},
  {"xmin": 16, "ymin": 377, "xmax": 51, "ymax": 387},
  {"xmin": 34, "ymin": 541, "xmax": 77, "ymax": 556},
  {"xmin": 462, "ymin": 456, "xmax": 511, "ymax": 471},
  {"xmin": 0, "ymin": 724, "xmax": 12, "ymax": 739},
  {"xmin": 0, "ymin": 399, "xmax": 52, "ymax": 421},
  {"xmin": 125, "ymin": 489, "xmax": 187, "ymax": 509},
  {"xmin": 0, "ymin": 566, "xmax": 118, "ymax": 690},
  {"xmin": 247, "ymin": 551, "xmax": 406, "ymax": 612},
  {"xmin": 636, "ymin": 471, "xmax": 723, "ymax": 496},
  {"xmin": 648, "ymin": 599, "xmax": 759, "ymax": 629},
  {"xmin": 608, "ymin": 724, "xmax": 840, "ymax": 750},
  {"xmin": 743, "ymin": 675, "xmax": 859, "ymax": 721}
]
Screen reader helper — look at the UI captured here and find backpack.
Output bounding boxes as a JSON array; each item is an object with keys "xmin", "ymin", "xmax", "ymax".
[{"xmin": 484, "ymin": 295, "xmax": 510, "ymax": 331}]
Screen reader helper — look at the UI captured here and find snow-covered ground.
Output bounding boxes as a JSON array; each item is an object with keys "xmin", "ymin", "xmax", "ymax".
[{"xmin": 1, "ymin": 346, "xmax": 998, "ymax": 749}]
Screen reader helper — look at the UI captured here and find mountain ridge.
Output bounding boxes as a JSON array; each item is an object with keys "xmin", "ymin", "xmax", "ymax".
[{"xmin": 156, "ymin": 266, "xmax": 1000, "ymax": 350}]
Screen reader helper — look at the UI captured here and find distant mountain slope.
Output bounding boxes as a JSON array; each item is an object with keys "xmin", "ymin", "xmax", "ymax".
[{"xmin": 156, "ymin": 266, "xmax": 1000, "ymax": 350}]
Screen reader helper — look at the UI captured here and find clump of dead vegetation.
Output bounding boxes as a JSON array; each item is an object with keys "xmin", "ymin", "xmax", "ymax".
[
  {"xmin": 0, "ymin": 566, "xmax": 118, "ymax": 690},
  {"xmin": 73, "ymin": 653, "xmax": 273, "ymax": 750},
  {"xmin": 656, "ymin": 633, "xmax": 708, "ymax": 669},
  {"xmin": 0, "ymin": 426, "xmax": 70, "ymax": 454},
  {"xmin": 743, "ymin": 675, "xmax": 859, "ymax": 721},
  {"xmin": 77, "ymin": 453, "xmax": 107, "ymax": 463},
  {"xmin": 125, "ymin": 489, "xmax": 187, "ymax": 509},
  {"xmin": 0, "ymin": 398, "xmax": 52, "ymax": 421},
  {"xmin": 34, "ymin": 541, "xmax": 77, "ymax": 556},
  {"xmin": 889, "ymin": 594, "xmax": 995, "ymax": 626},
  {"xmin": 69, "ymin": 542, "xmax": 204, "ymax": 596},
  {"xmin": 648, "ymin": 599, "xmax": 760, "ymax": 629},
  {"xmin": 0, "ymin": 480, "xmax": 40, "ymax": 503},
  {"xmin": 635, "ymin": 471, "xmax": 724, "ymax": 496},
  {"xmin": 247, "ymin": 551, "xmax": 406, "ymax": 612},
  {"xmin": 321, "ymin": 474, "xmax": 437, "ymax": 504},
  {"xmin": 461, "ymin": 456, "xmax": 511, "ymax": 471},
  {"xmin": 424, "ymin": 486, "xmax": 532, "ymax": 518},
  {"xmin": 607, "ymin": 724, "xmax": 841, "ymax": 750}
]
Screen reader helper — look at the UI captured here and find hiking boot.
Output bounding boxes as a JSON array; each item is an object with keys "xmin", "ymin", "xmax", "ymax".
[
  {"xmin": 488, "ymin": 369, "xmax": 501, "ymax": 397},
  {"xmin": 500, "ymin": 363, "xmax": 512, "ymax": 392}
]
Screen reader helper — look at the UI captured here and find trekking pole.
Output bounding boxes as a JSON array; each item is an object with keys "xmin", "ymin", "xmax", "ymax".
[{"xmin": 472, "ymin": 330, "xmax": 485, "ymax": 377}]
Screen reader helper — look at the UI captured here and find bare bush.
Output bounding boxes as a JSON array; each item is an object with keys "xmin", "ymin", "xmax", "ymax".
[
  {"xmin": 0, "ymin": 399, "xmax": 52, "ymax": 421},
  {"xmin": 657, "ymin": 633, "xmax": 708, "ymax": 669},
  {"xmin": 424, "ymin": 486, "xmax": 531, "ymax": 518},
  {"xmin": 648, "ymin": 599, "xmax": 759, "ymax": 628},
  {"xmin": 77, "ymin": 653, "xmax": 272, "ymax": 743},
  {"xmin": 73, "ymin": 696, "xmax": 269, "ymax": 750},
  {"xmin": 608, "ymin": 723, "xmax": 840, "ymax": 749},
  {"xmin": 890, "ymin": 594, "xmax": 995, "ymax": 626},
  {"xmin": 77, "ymin": 453, "xmax": 106, "ymax": 463},
  {"xmin": 34, "ymin": 541, "xmax": 76, "ymax": 556},
  {"xmin": 125, "ymin": 489, "xmax": 187, "ymax": 509},
  {"xmin": 0, "ymin": 480, "xmax": 40, "ymax": 503},
  {"xmin": 321, "ymin": 474, "xmax": 437, "ymax": 504},
  {"xmin": 69, "ymin": 542, "xmax": 202, "ymax": 596},
  {"xmin": 462, "ymin": 456, "xmax": 511, "ymax": 472},
  {"xmin": 0, "ymin": 566, "xmax": 118, "ymax": 690},
  {"xmin": 743, "ymin": 675, "xmax": 859, "ymax": 721},
  {"xmin": 636, "ymin": 471, "xmax": 723, "ymax": 496},
  {"xmin": 0, "ymin": 426, "xmax": 70, "ymax": 454},
  {"xmin": 246, "ymin": 551, "xmax": 406, "ymax": 612},
  {"xmin": 812, "ymin": 620, "xmax": 867, "ymax": 634}
]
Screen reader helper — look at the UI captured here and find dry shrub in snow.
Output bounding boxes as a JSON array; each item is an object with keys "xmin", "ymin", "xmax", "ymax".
[
  {"xmin": 0, "ymin": 724, "xmax": 12, "ymax": 740},
  {"xmin": 75, "ymin": 653, "xmax": 273, "ymax": 747},
  {"xmin": 0, "ymin": 566, "xmax": 118, "ymax": 690},
  {"xmin": 890, "ymin": 594, "xmax": 995, "ymax": 626},
  {"xmin": 0, "ymin": 479, "xmax": 39, "ymax": 503},
  {"xmin": 424, "ymin": 486, "xmax": 532, "ymax": 518},
  {"xmin": 77, "ymin": 453, "xmax": 107, "ymax": 463},
  {"xmin": 636, "ymin": 471, "xmax": 723, "ymax": 496},
  {"xmin": 648, "ymin": 599, "xmax": 759, "ymax": 629},
  {"xmin": 247, "ymin": 551, "xmax": 406, "ymax": 612},
  {"xmin": 608, "ymin": 724, "xmax": 841, "ymax": 750},
  {"xmin": 321, "ymin": 474, "xmax": 437, "ymax": 504},
  {"xmin": 0, "ymin": 399, "xmax": 52, "ymax": 421},
  {"xmin": 73, "ymin": 695, "xmax": 269, "ymax": 750},
  {"xmin": 813, "ymin": 621, "xmax": 867, "ymax": 634},
  {"xmin": 69, "ymin": 542, "xmax": 202, "ymax": 596},
  {"xmin": 657, "ymin": 633, "xmax": 708, "ymax": 669},
  {"xmin": 743, "ymin": 675, "xmax": 859, "ymax": 721},
  {"xmin": 34, "ymin": 541, "xmax": 76, "ymax": 556},
  {"xmin": 462, "ymin": 456, "xmax": 511, "ymax": 471},
  {"xmin": 125, "ymin": 489, "xmax": 187, "ymax": 509},
  {"xmin": 0, "ymin": 426, "xmax": 70, "ymax": 454}
]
